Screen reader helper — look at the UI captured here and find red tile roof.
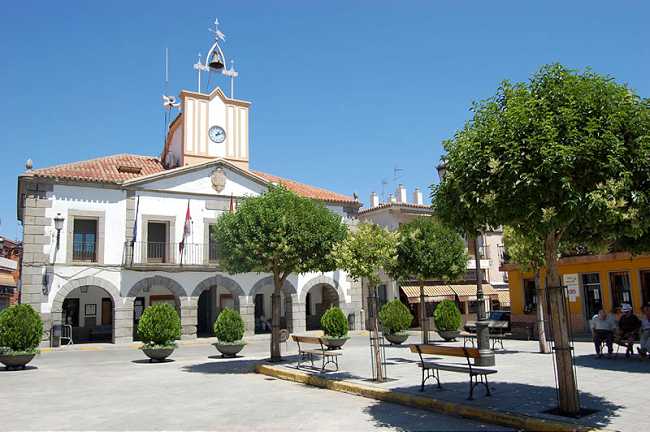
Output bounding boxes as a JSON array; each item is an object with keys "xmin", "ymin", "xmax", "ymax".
[
  {"xmin": 358, "ymin": 202, "xmax": 432, "ymax": 215},
  {"xmin": 24, "ymin": 154, "xmax": 358, "ymax": 205}
]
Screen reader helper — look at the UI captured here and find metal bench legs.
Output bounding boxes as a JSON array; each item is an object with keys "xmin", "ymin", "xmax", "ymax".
[
  {"xmin": 468, "ymin": 373, "xmax": 491, "ymax": 400},
  {"xmin": 420, "ymin": 368, "xmax": 441, "ymax": 392}
]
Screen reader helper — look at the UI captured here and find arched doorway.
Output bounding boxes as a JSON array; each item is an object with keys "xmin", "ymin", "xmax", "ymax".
[
  {"xmin": 305, "ymin": 283, "xmax": 340, "ymax": 331},
  {"xmin": 127, "ymin": 276, "xmax": 184, "ymax": 340},
  {"xmin": 61, "ymin": 286, "xmax": 115, "ymax": 343},
  {"xmin": 193, "ymin": 276, "xmax": 244, "ymax": 337},
  {"xmin": 250, "ymin": 277, "xmax": 296, "ymax": 334}
]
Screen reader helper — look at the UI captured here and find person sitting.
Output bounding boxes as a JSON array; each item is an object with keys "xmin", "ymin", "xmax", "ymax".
[
  {"xmin": 591, "ymin": 308, "xmax": 616, "ymax": 358},
  {"xmin": 617, "ymin": 303, "xmax": 641, "ymax": 358},
  {"xmin": 637, "ymin": 305, "xmax": 650, "ymax": 359}
]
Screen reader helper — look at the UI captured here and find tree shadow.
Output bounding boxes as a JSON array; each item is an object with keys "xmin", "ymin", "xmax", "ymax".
[
  {"xmin": 574, "ymin": 354, "xmax": 650, "ymax": 373},
  {"xmin": 375, "ymin": 380, "xmax": 622, "ymax": 429},
  {"xmin": 181, "ymin": 358, "xmax": 264, "ymax": 375}
]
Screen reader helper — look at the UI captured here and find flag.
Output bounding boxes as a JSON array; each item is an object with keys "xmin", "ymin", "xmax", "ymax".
[
  {"xmin": 179, "ymin": 200, "xmax": 191, "ymax": 256},
  {"xmin": 229, "ymin": 193, "xmax": 236, "ymax": 213}
]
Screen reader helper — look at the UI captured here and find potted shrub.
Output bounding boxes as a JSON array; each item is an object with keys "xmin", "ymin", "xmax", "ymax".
[
  {"xmin": 213, "ymin": 308, "xmax": 246, "ymax": 357},
  {"xmin": 379, "ymin": 300, "xmax": 413, "ymax": 345},
  {"xmin": 433, "ymin": 300, "xmax": 462, "ymax": 341},
  {"xmin": 0, "ymin": 304, "xmax": 43, "ymax": 370},
  {"xmin": 320, "ymin": 306, "xmax": 349, "ymax": 349},
  {"xmin": 137, "ymin": 303, "xmax": 181, "ymax": 362}
]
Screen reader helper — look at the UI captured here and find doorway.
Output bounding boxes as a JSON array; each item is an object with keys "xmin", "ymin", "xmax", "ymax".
[
  {"xmin": 581, "ymin": 273, "xmax": 602, "ymax": 320},
  {"xmin": 641, "ymin": 270, "xmax": 650, "ymax": 308},
  {"xmin": 147, "ymin": 222, "xmax": 168, "ymax": 263}
]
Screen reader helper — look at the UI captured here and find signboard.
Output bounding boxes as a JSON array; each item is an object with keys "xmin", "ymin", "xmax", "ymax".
[{"xmin": 563, "ymin": 273, "xmax": 580, "ymax": 302}]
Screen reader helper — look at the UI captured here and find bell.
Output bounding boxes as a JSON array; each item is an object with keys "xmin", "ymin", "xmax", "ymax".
[{"xmin": 208, "ymin": 50, "xmax": 225, "ymax": 71}]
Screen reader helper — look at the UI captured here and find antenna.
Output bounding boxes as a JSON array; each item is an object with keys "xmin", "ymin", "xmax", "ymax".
[
  {"xmin": 380, "ymin": 178, "xmax": 388, "ymax": 202},
  {"xmin": 162, "ymin": 47, "xmax": 180, "ymax": 165},
  {"xmin": 393, "ymin": 165, "xmax": 404, "ymax": 182}
]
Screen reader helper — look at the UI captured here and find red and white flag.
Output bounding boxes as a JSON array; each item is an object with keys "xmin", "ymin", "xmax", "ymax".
[{"xmin": 179, "ymin": 200, "xmax": 192, "ymax": 255}]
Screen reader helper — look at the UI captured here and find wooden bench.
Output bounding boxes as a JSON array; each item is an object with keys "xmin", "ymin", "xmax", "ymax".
[
  {"xmin": 409, "ymin": 344, "xmax": 497, "ymax": 400},
  {"xmin": 292, "ymin": 335, "xmax": 343, "ymax": 372},
  {"xmin": 459, "ymin": 331, "xmax": 512, "ymax": 350}
]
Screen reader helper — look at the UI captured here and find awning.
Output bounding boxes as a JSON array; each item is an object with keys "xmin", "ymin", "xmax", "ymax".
[
  {"xmin": 0, "ymin": 273, "xmax": 16, "ymax": 287},
  {"xmin": 496, "ymin": 290, "xmax": 510, "ymax": 307},
  {"xmin": 400, "ymin": 283, "xmax": 499, "ymax": 304}
]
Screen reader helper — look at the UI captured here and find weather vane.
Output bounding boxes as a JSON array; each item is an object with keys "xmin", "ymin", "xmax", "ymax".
[{"xmin": 193, "ymin": 17, "xmax": 237, "ymax": 95}]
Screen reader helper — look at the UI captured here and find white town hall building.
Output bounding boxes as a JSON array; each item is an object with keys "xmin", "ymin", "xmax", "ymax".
[{"xmin": 16, "ymin": 24, "xmax": 363, "ymax": 346}]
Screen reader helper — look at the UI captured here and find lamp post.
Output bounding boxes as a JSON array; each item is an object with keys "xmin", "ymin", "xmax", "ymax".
[
  {"xmin": 53, "ymin": 214, "xmax": 65, "ymax": 250},
  {"xmin": 436, "ymin": 158, "xmax": 495, "ymax": 367}
]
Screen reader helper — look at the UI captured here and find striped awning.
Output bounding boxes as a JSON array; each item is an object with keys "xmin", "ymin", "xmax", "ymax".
[
  {"xmin": 496, "ymin": 290, "xmax": 510, "ymax": 307},
  {"xmin": 400, "ymin": 283, "xmax": 499, "ymax": 304}
]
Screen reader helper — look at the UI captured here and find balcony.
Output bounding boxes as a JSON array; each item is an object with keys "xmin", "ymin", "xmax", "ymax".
[{"xmin": 123, "ymin": 241, "xmax": 219, "ymax": 269}]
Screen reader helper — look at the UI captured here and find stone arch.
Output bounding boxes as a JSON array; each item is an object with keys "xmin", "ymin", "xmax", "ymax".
[
  {"xmin": 192, "ymin": 275, "xmax": 245, "ymax": 298},
  {"xmin": 126, "ymin": 275, "xmax": 187, "ymax": 298},
  {"xmin": 249, "ymin": 276, "xmax": 297, "ymax": 297},
  {"xmin": 299, "ymin": 275, "xmax": 345, "ymax": 304},
  {"xmin": 52, "ymin": 276, "xmax": 122, "ymax": 315}
]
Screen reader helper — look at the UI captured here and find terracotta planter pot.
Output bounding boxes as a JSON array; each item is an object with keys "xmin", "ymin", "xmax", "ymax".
[
  {"xmin": 141, "ymin": 348, "xmax": 175, "ymax": 362},
  {"xmin": 322, "ymin": 337, "xmax": 348, "ymax": 350},
  {"xmin": 213, "ymin": 342, "xmax": 245, "ymax": 358},
  {"xmin": 384, "ymin": 332, "xmax": 409, "ymax": 345},
  {"xmin": 0, "ymin": 354, "xmax": 36, "ymax": 370},
  {"xmin": 437, "ymin": 330, "xmax": 460, "ymax": 342}
]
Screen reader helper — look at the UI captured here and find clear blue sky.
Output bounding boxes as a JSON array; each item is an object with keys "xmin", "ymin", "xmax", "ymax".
[{"xmin": 1, "ymin": 1, "xmax": 649, "ymax": 240}]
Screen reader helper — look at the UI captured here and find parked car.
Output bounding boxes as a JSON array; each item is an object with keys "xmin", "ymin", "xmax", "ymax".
[{"xmin": 463, "ymin": 310, "xmax": 511, "ymax": 334}]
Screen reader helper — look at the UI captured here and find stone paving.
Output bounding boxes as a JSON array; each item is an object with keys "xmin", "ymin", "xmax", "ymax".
[
  {"xmin": 1, "ymin": 336, "xmax": 509, "ymax": 431},
  {"xmin": 273, "ymin": 333, "xmax": 647, "ymax": 431}
]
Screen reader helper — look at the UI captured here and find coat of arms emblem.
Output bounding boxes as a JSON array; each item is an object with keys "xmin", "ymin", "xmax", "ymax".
[{"xmin": 211, "ymin": 167, "xmax": 226, "ymax": 193}]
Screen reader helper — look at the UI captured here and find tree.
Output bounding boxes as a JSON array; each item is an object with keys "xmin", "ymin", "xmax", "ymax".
[
  {"xmin": 502, "ymin": 226, "xmax": 550, "ymax": 354},
  {"xmin": 214, "ymin": 186, "xmax": 347, "ymax": 362},
  {"xmin": 391, "ymin": 217, "xmax": 468, "ymax": 344},
  {"xmin": 433, "ymin": 64, "xmax": 650, "ymax": 414},
  {"xmin": 334, "ymin": 222, "xmax": 398, "ymax": 381}
]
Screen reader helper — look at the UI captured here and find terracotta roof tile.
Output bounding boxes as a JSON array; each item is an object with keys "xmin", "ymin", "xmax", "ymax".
[
  {"xmin": 252, "ymin": 170, "xmax": 358, "ymax": 205},
  {"xmin": 27, "ymin": 154, "xmax": 165, "ymax": 184},
  {"xmin": 358, "ymin": 202, "xmax": 432, "ymax": 215},
  {"xmin": 24, "ymin": 154, "xmax": 358, "ymax": 205}
]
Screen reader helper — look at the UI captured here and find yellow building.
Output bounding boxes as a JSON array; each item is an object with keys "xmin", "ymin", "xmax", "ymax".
[{"xmin": 503, "ymin": 253, "xmax": 650, "ymax": 335}]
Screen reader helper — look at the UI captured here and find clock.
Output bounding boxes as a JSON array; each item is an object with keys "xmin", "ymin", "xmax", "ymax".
[{"xmin": 208, "ymin": 126, "xmax": 226, "ymax": 143}]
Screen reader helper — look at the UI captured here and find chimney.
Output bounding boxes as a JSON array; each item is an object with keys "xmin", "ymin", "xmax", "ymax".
[
  {"xmin": 388, "ymin": 193, "xmax": 397, "ymax": 203},
  {"xmin": 396, "ymin": 184, "xmax": 407, "ymax": 203},
  {"xmin": 370, "ymin": 192, "xmax": 379, "ymax": 208},
  {"xmin": 413, "ymin": 187, "xmax": 423, "ymax": 205}
]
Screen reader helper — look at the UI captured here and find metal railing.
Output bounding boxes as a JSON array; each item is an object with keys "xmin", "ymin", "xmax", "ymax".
[
  {"xmin": 123, "ymin": 241, "xmax": 219, "ymax": 267},
  {"xmin": 72, "ymin": 241, "xmax": 97, "ymax": 262}
]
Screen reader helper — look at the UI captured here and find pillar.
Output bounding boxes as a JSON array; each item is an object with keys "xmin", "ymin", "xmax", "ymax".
[
  {"xmin": 180, "ymin": 296, "xmax": 198, "ymax": 340},
  {"xmin": 114, "ymin": 300, "xmax": 134, "ymax": 344},
  {"xmin": 291, "ymin": 294, "xmax": 306, "ymax": 334},
  {"xmin": 239, "ymin": 295, "xmax": 255, "ymax": 336}
]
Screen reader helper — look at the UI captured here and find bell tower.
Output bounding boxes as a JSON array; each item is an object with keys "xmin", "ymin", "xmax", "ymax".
[{"xmin": 161, "ymin": 18, "xmax": 251, "ymax": 170}]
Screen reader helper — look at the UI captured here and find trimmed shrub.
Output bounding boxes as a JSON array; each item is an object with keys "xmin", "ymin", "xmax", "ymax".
[
  {"xmin": 213, "ymin": 308, "xmax": 245, "ymax": 343},
  {"xmin": 379, "ymin": 300, "xmax": 413, "ymax": 335},
  {"xmin": 433, "ymin": 300, "xmax": 462, "ymax": 332},
  {"xmin": 0, "ymin": 304, "xmax": 43, "ymax": 354},
  {"xmin": 137, "ymin": 303, "xmax": 181, "ymax": 347},
  {"xmin": 320, "ymin": 306, "xmax": 349, "ymax": 338}
]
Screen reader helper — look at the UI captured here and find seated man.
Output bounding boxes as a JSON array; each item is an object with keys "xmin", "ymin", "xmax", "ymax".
[
  {"xmin": 617, "ymin": 303, "xmax": 641, "ymax": 358},
  {"xmin": 638, "ymin": 305, "xmax": 650, "ymax": 358},
  {"xmin": 591, "ymin": 308, "xmax": 615, "ymax": 358}
]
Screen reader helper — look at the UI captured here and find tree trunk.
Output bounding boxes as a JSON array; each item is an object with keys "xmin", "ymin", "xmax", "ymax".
[
  {"xmin": 534, "ymin": 269, "xmax": 551, "ymax": 354},
  {"xmin": 544, "ymin": 232, "xmax": 580, "ymax": 414},
  {"xmin": 420, "ymin": 282, "xmax": 429, "ymax": 344},
  {"xmin": 368, "ymin": 282, "xmax": 384, "ymax": 381},
  {"xmin": 270, "ymin": 274, "xmax": 282, "ymax": 362}
]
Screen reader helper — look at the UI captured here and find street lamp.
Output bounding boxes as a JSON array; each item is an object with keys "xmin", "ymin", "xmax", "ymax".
[
  {"xmin": 53, "ymin": 214, "xmax": 65, "ymax": 250},
  {"xmin": 436, "ymin": 158, "xmax": 495, "ymax": 367}
]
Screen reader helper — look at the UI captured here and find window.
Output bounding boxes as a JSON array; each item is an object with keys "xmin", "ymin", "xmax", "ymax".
[
  {"xmin": 581, "ymin": 273, "xmax": 602, "ymax": 319},
  {"xmin": 610, "ymin": 271, "xmax": 633, "ymax": 310},
  {"xmin": 377, "ymin": 284, "xmax": 388, "ymax": 308},
  {"xmin": 641, "ymin": 271, "xmax": 650, "ymax": 308},
  {"xmin": 72, "ymin": 219, "xmax": 97, "ymax": 262},
  {"xmin": 147, "ymin": 222, "xmax": 168, "ymax": 263},
  {"xmin": 208, "ymin": 224, "xmax": 218, "ymax": 262},
  {"xmin": 523, "ymin": 279, "xmax": 537, "ymax": 313}
]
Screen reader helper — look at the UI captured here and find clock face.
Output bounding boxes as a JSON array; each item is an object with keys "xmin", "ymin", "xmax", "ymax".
[{"xmin": 208, "ymin": 126, "xmax": 226, "ymax": 143}]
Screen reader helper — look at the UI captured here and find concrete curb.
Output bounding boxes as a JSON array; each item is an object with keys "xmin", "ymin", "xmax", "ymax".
[{"xmin": 256, "ymin": 364, "xmax": 612, "ymax": 432}]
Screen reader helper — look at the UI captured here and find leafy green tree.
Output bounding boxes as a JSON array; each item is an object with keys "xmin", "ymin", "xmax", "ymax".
[
  {"xmin": 378, "ymin": 299, "xmax": 413, "ymax": 335},
  {"xmin": 433, "ymin": 64, "xmax": 650, "ymax": 414},
  {"xmin": 320, "ymin": 307, "xmax": 349, "ymax": 338},
  {"xmin": 214, "ymin": 186, "xmax": 347, "ymax": 361},
  {"xmin": 392, "ymin": 217, "xmax": 467, "ymax": 344},
  {"xmin": 502, "ymin": 226, "xmax": 550, "ymax": 353},
  {"xmin": 334, "ymin": 222, "xmax": 398, "ymax": 380}
]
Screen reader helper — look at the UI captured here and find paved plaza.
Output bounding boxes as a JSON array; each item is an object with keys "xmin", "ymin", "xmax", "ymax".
[{"xmin": 2, "ymin": 335, "xmax": 508, "ymax": 431}]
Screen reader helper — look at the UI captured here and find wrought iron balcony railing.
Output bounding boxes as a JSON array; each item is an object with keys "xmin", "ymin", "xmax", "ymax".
[{"xmin": 123, "ymin": 241, "xmax": 219, "ymax": 267}]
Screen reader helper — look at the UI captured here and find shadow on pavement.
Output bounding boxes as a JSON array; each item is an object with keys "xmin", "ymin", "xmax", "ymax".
[
  {"xmin": 574, "ymin": 354, "xmax": 650, "ymax": 372},
  {"xmin": 131, "ymin": 358, "xmax": 175, "ymax": 364},
  {"xmin": 181, "ymin": 358, "xmax": 264, "ymax": 374},
  {"xmin": 380, "ymin": 380, "xmax": 621, "ymax": 429}
]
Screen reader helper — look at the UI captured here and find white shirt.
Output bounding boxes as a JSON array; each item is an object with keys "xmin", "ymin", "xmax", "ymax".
[{"xmin": 591, "ymin": 314, "xmax": 616, "ymax": 331}]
